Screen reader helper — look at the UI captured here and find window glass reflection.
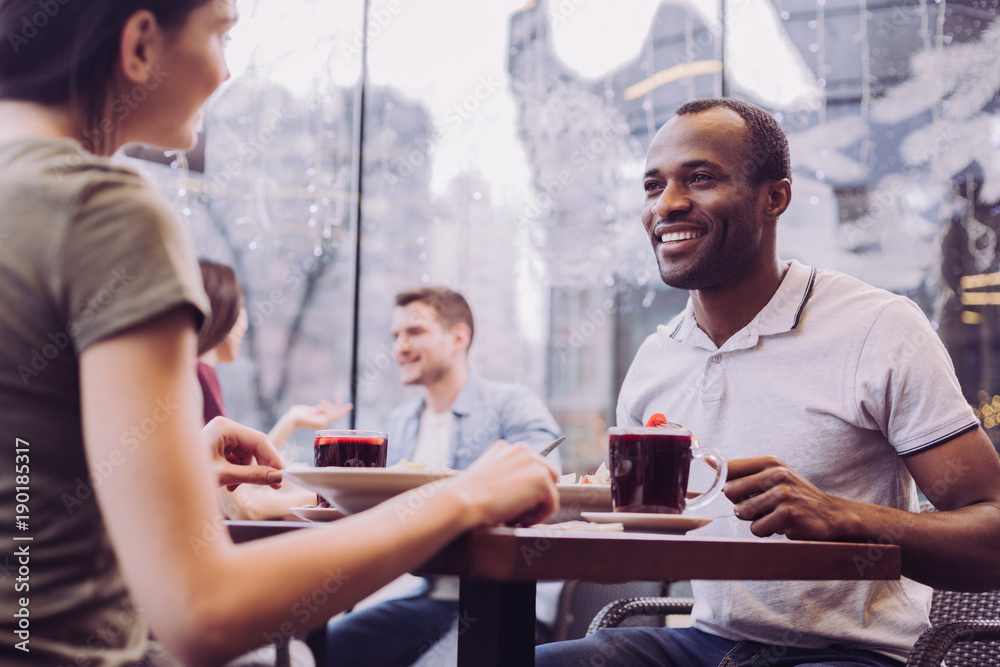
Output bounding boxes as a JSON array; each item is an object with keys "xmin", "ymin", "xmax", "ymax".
[{"xmin": 132, "ymin": 0, "xmax": 1000, "ymax": 471}]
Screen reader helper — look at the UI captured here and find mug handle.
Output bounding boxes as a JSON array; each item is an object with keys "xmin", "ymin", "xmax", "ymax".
[{"xmin": 685, "ymin": 446, "xmax": 728, "ymax": 512}]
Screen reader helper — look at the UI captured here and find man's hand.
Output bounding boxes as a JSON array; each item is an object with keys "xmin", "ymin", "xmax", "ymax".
[
  {"xmin": 203, "ymin": 416, "xmax": 285, "ymax": 491},
  {"xmin": 724, "ymin": 456, "xmax": 862, "ymax": 541}
]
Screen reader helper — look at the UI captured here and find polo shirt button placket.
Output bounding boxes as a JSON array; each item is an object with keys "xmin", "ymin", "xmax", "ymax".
[{"xmin": 703, "ymin": 353, "xmax": 725, "ymax": 401}]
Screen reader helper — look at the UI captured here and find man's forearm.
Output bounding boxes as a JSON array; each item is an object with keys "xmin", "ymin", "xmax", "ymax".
[{"xmin": 847, "ymin": 500, "xmax": 1000, "ymax": 591}]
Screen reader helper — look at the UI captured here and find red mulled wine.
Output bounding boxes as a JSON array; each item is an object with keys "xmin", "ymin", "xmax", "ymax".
[
  {"xmin": 313, "ymin": 431, "xmax": 388, "ymax": 468},
  {"xmin": 609, "ymin": 428, "xmax": 693, "ymax": 514}
]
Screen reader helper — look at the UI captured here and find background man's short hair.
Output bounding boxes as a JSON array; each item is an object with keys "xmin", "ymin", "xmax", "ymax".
[
  {"xmin": 395, "ymin": 286, "xmax": 475, "ymax": 346},
  {"xmin": 676, "ymin": 97, "xmax": 792, "ymax": 186}
]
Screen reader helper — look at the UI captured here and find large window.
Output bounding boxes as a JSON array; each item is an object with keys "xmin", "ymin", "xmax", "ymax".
[{"xmin": 133, "ymin": 0, "xmax": 1000, "ymax": 470}]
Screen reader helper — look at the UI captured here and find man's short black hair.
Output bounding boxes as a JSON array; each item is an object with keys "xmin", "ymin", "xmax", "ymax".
[{"xmin": 676, "ymin": 98, "xmax": 792, "ymax": 186}]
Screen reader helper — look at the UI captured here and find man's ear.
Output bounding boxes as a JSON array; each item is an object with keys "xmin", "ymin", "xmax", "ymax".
[
  {"xmin": 450, "ymin": 323, "xmax": 472, "ymax": 355},
  {"xmin": 118, "ymin": 10, "xmax": 160, "ymax": 85},
  {"xmin": 763, "ymin": 178, "xmax": 792, "ymax": 220}
]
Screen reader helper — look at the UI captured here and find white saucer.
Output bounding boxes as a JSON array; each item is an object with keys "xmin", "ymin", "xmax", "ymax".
[
  {"xmin": 581, "ymin": 512, "xmax": 713, "ymax": 533},
  {"xmin": 289, "ymin": 506, "xmax": 345, "ymax": 522}
]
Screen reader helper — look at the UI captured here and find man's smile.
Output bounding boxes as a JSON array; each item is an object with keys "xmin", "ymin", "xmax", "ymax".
[
  {"xmin": 661, "ymin": 229, "xmax": 706, "ymax": 244},
  {"xmin": 652, "ymin": 223, "xmax": 708, "ymax": 251}
]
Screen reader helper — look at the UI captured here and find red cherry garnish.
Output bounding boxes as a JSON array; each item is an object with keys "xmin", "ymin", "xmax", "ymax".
[{"xmin": 645, "ymin": 413, "xmax": 668, "ymax": 427}]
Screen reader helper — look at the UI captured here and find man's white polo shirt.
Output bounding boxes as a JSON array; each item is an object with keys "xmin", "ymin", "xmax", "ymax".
[{"xmin": 616, "ymin": 259, "xmax": 979, "ymax": 661}]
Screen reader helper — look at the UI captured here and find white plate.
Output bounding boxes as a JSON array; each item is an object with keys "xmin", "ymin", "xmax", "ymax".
[
  {"xmin": 581, "ymin": 512, "xmax": 713, "ymax": 533},
  {"xmin": 284, "ymin": 469, "xmax": 616, "ymax": 518},
  {"xmin": 289, "ymin": 506, "xmax": 345, "ymax": 522},
  {"xmin": 283, "ymin": 468, "xmax": 455, "ymax": 514}
]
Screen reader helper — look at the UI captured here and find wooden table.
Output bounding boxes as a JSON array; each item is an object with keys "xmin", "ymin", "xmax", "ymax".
[{"xmin": 226, "ymin": 521, "xmax": 901, "ymax": 666}]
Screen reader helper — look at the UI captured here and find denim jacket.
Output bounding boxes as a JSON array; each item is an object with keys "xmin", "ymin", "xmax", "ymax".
[{"xmin": 384, "ymin": 372, "xmax": 562, "ymax": 472}]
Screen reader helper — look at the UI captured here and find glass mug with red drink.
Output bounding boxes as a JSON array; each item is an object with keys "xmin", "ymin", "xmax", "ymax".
[
  {"xmin": 609, "ymin": 425, "xmax": 727, "ymax": 514},
  {"xmin": 313, "ymin": 430, "xmax": 388, "ymax": 506}
]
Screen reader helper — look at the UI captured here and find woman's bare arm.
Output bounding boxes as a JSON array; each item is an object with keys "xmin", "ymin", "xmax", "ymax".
[{"xmin": 80, "ymin": 307, "xmax": 558, "ymax": 666}]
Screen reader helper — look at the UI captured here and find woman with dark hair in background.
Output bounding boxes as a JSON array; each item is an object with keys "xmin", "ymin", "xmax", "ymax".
[
  {"xmin": 197, "ymin": 258, "xmax": 351, "ymax": 519},
  {"xmin": 196, "ymin": 259, "xmax": 246, "ymax": 423},
  {"xmin": 0, "ymin": 2, "xmax": 559, "ymax": 664}
]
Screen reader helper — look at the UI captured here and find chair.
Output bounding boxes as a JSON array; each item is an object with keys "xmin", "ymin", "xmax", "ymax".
[
  {"xmin": 906, "ymin": 588, "xmax": 1000, "ymax": 666},
  {"xmin": 551, "ymin": 580, "xmax": 671, "ymax": 642},
  {"xmin": 586, "ymin": 588, "xmax": 1000, "ymax": 666}
]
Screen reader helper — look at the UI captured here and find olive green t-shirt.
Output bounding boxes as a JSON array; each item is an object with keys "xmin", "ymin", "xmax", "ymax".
[{"xmin": 0, "ymin": 139, "xmax": 209, "ymax": 666}]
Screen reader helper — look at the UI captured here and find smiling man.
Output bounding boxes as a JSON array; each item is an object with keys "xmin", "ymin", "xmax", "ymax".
[
  {"xmin": 326, "ymin": 286, "xmax": 562, "ymax": 666},
  {"xmin": 385, "ymin": 286, "xmax": 561, "ymax": 471},
  {"xmin": 536, "ymin": 98, "xmax": 1000, "ymax": 666}
]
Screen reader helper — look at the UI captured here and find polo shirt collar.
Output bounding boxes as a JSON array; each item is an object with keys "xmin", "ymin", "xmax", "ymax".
[
  {"xmin": 756, "ymin": 260, "xmax": 817, "ymax": 336},
  {"xmin": 667, "ymin": 260, "xmax": 817, "ymax": 347}
]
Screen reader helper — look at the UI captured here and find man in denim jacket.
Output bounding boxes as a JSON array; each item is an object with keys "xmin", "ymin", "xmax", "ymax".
[{"xmin": 327, "ymin": 286, "xmax": 562, "ymax": 666}]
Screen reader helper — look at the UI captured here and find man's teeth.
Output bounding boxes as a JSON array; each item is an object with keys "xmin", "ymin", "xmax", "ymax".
[{"xmin": 661, "ymin": 230, "xmax": 704, "ymax": 243}]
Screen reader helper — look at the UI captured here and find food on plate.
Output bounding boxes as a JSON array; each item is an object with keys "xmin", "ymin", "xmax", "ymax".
[
  {"xmin": 386, "ymin": 459, "xmax": 455, "ymax": 473},
  {"xmin": 387, "ymin": 459, "xmax": 427, "ymax": 470},
  {"xmin": 582, "ymin": 461, "xmax": 611, "ymax": 485},
  {"xmin": 560, "ymin": 462, "xmax": 611, "ymax": 486}
]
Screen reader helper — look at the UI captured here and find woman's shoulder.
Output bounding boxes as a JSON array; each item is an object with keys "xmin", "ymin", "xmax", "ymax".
[
  {"xmin": 0, "ymin": 137, "xmax": 156, "ymax": 214},
  {"xmin": 0, "ymin": 137, "xmax": 140, "ymax": 179}
]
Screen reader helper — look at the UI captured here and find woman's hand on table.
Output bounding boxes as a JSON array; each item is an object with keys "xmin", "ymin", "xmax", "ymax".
[
  {"xmin": 446, "ymin": 440, "xmax": 560, "ymax": 528},
  {"xmin": 203, "ymin": 416, "xmax": 285, "ymax": 491}
]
